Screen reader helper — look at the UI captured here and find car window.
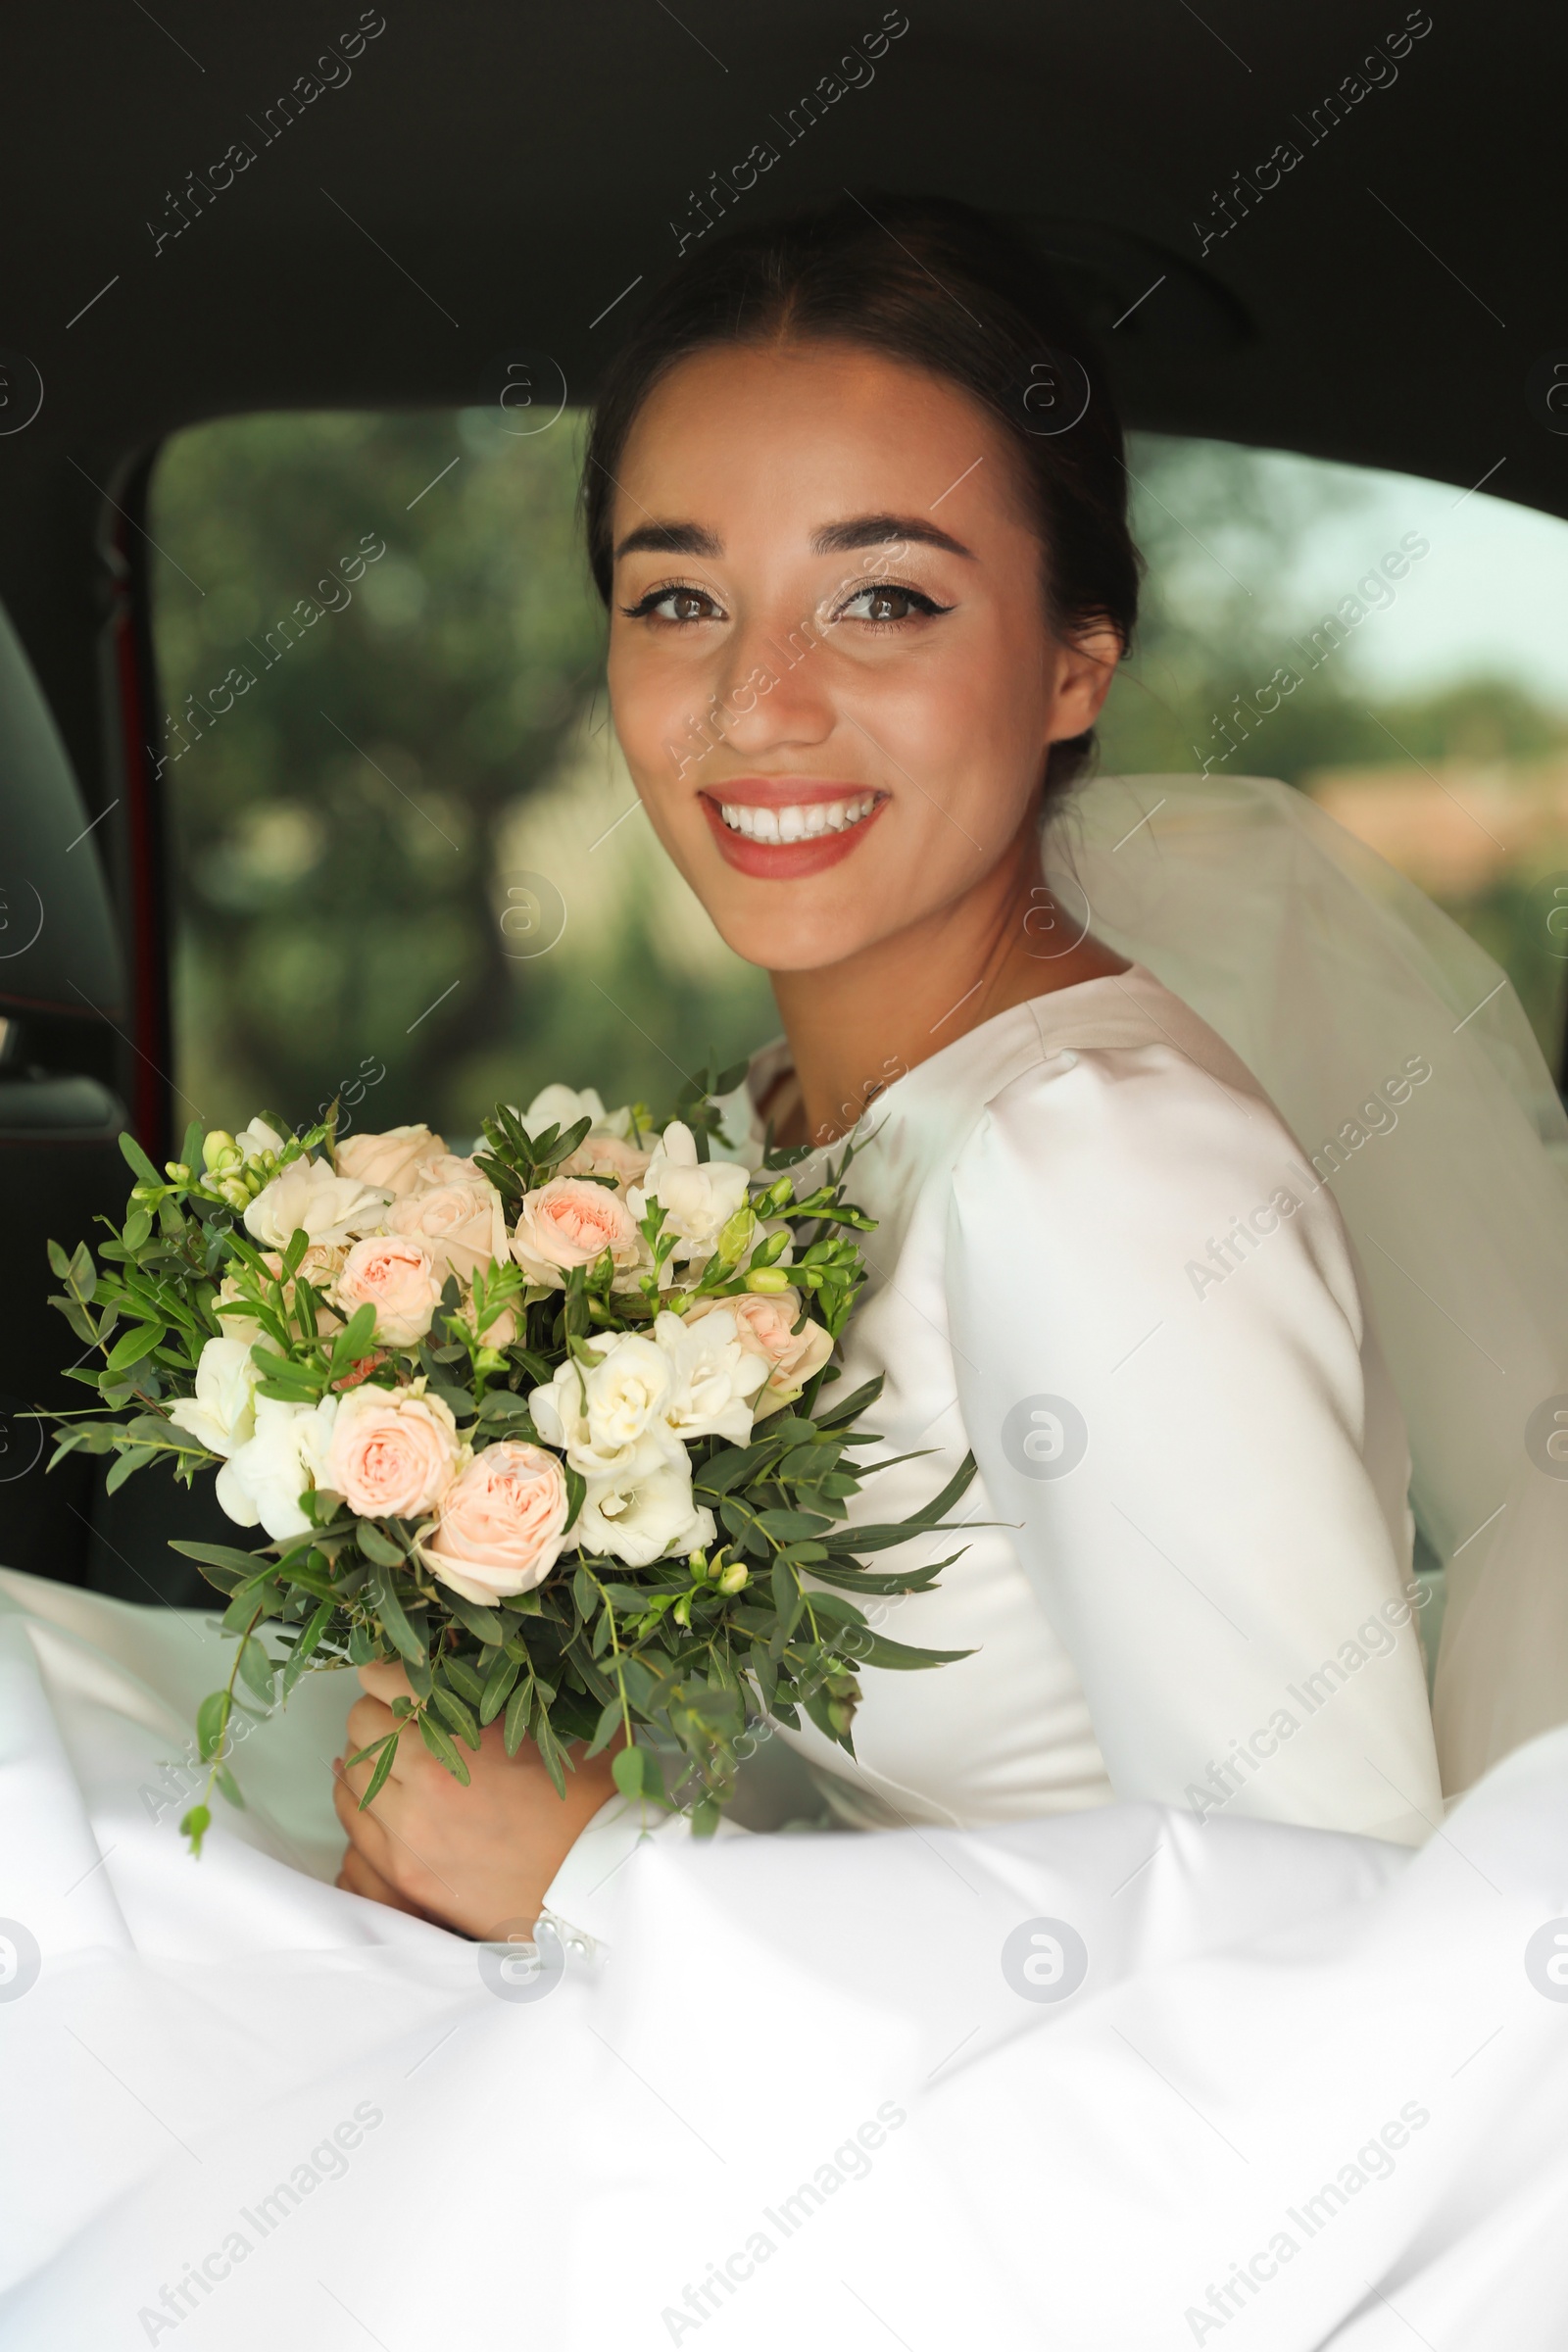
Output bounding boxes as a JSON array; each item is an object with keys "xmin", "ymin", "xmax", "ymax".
[
  {"xmin": 147, "ymin": 417, "xmax": 1568, "ymax": 1139},
  {"xmin": 1099, "ymin": 436, "xmax": 1568, "ymax": 1061}
]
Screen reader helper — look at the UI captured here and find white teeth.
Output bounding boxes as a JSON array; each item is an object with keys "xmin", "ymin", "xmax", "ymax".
[{"xmin": 717, "ymin": 794, "xmax": 876, "ymax": 842}]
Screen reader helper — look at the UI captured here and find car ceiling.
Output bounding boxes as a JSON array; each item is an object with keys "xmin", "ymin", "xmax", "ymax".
[{"xmin": 0, "ymin": 0, "xmax": 1559, "ymax": 810}]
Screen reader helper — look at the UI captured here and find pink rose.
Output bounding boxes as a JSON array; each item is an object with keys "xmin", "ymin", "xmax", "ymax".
[
  {"xmin": 387, "ymin": 1179, "xmax": 507, "ymax": 1284},
  {"xmin": 686, "ymin": 1287, "xmax": 833, "ymax": 1416},
  {"xmin": 334, "ymin": 1235, "xmax": 445, "ymax": 1346},
  {"xmin": 513, "ymin": 1177, "xmax": 644, "ymax": 1287},
  {"xmin": 336, "ymin": 1124, "xmax": 447, "ymax": 1200},
  {"xmin": 420, "ymin": 1442, "xmax": 569, "ymax": 1604},
  {"xmin": 327, "ymin": 1384, "xmax": 464, "ymax": 1520},
  {"xmin": 560, "ymin": 1133, "xmax": 653, "ymax": 1192}
]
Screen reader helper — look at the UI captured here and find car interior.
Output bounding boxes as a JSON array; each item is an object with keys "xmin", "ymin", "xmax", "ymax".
[{"xmin": 1, "ymin": 0, "xmax": 1559, "ymax": 1606}]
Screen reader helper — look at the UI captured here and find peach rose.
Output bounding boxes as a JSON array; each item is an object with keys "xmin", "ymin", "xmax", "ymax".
[
  {"xmin": 387, "ymin": 1178, "xmax": 507, "ymax": 1284},
  {"xmin": 560, "ymin": 1132, "xmax": 653, "ymax": 1192},
  {"xmin": 334, "ymin": 1235, "xmax": 445, "ymax": 1346},
  {"xmin": 336, "ymin": 1124, "xmax": 446, "ymax": 1200},
  {"xmin": 686, "ymin": 1286, "xmax": 834, "ymax": 1416},
  {"xmin": 327, "ymin": 1383, "xmax": 464, "ymax": 1520},
  {"xmin": 512, "ymin": 1177, "xmax": 644, "ymax": 1287},
  {"xmin": 420, "ymin": 1441, "xmax": 569, "ymax": 1604},
  {"xmin": 414, "ymin": 1151, "xmax": 485, "ymax": 1190}
]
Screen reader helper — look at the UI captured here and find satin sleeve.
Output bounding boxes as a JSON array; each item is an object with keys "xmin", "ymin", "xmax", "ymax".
[{"xmin": 945, "ymin": 1038, "xmax": 1444, "ymax": 1846}]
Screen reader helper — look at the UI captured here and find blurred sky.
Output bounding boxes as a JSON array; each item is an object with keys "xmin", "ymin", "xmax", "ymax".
[{"xmin": 1244, "ymin": 450, "xmax": 1568, "ymax": 712}]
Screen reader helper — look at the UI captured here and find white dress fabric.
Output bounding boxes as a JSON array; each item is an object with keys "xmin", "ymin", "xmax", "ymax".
[
  {"xmin": 4, "ymin": 1566, "xmax": 1568, "ymax": 2350},
  {"xmin": 5, "ymin": 772, "xmax": 1568, "ymax": 2344},
  {"xmin": 550, "ymin": 956, "xmax": 1442, "ymax": 1936}
]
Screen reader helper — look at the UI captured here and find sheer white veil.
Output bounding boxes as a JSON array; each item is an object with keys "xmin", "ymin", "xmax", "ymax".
[{"xmin": 1056, "ymin": 771, "xmax": 1568, "ymax": 1799}]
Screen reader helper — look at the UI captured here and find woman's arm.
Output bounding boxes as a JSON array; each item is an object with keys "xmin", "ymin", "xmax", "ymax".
[{"xmin": 947, "ymin": 1039, "xmax": 1443, "ymax": 1844}]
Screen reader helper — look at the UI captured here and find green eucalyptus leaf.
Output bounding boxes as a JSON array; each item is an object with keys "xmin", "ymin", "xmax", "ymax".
[
  {"xmin": 502, "ymin": 1676, "xmax": 535, "ymax": 1756},
  {"xmin": 479, "ymin": 1652, "xmax": 521, "ymax": 1725},
  {"xmin": 371, "ymin": 1568, "xmax": 425, "ymax": 1664},
  {"xmin": 431, "ymin": 1683, "xmax": 481, "ymax": 1751},
  {"xmin": 417, "ymin": 1709, "xmax": 470, "ymax": 1785},
  {"xmin": 196, "ymin": 1690, "xmax": 231, "ymax": 1763},
  {"xmin": 281, "ymin": 1599, "xmax": 335, "ymax": 1698}
]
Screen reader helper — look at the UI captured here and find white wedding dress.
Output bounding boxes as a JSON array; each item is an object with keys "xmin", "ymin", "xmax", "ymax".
[{"xmin": 5, "ymin": 774, "xmax": 1568, "ymax": 2349}]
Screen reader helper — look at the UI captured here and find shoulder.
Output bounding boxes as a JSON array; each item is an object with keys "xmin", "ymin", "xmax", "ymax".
[
  {"xmin": 949, "ymin": 970, "xmax": 1364, "ymax": 1332},
  {"xmin": 961, "ymin": 966, "xmax": 1291, "ymax": 1184}
]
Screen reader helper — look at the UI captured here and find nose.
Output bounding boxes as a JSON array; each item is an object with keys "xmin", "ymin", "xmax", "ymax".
[{"xmin": 699, "ymin": 602, "xmax": 838, "ymax": 762}]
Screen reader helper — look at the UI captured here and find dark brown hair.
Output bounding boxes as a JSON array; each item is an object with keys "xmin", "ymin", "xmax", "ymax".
[{"xmin": 582, "ymin": 190, "xmax": 1140, "ymax": 801}]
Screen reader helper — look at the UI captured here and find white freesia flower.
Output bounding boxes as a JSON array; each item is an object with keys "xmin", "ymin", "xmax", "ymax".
[
  {"xmin": 215, "ymin": 1394, "xmax": 339, "ymax": 1542},
  {"xmin": 655, "ymin": 1306, "xmax": 767, "ymax": 1446},
  {"xmin": 234, "ymin": 1116, "xmax": 288, "ymax": 1162},
  {"xmin": 628, "ymin": 1121, "xmax": 750, "ymax": 1262},
  {"xmin": 576, "ymin": 1450, "xmax": 715, "ymax": 1568},
  {"xmin": 528, "ymin": 1333, "xmax": 681, "ymax": 1476},
  {"xmin": 523, "ymin": 1083, "xmax": 633, "ymax": 1141},
  {"xmin": 167, "ymin": 1336, "xmax": 262, "ymax": 1458},
  {"xmin": 243, "ymin": 1155, "xmax": 391, "ymax": 1250}
]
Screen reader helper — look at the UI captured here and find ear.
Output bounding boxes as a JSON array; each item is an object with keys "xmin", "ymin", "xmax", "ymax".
[{"xmin": 1045, "ymin": 617, "xmax": 1124, "ymax": 747}]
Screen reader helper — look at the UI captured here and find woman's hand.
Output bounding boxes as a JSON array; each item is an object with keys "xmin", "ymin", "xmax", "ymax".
[{"xmin": 333, "ymin": 1659, "xmax": 621, "ymax": 1938}]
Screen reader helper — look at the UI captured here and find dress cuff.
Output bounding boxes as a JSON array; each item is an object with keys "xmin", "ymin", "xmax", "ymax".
[{"xmin": 539, "ymin": 1791, "xmax": 748, "ymax": 1948}]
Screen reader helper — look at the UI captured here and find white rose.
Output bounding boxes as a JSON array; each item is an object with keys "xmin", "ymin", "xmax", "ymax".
[
  {"xmin": 576, "ymin": 1450, "xmax": 715, "ymax": 1569},
  {"xmin": 167, "ymin": 1336, "xmax": 262, "ymax": 1458},
  {"xmin": 523, "ymin": 1084, "xmax": 633, "ymax": 1141},
  {"xmin": 654, "ymin": 1306, "xmax": 766, "ymax": 1446},
  {"xmin": 244, "ymin": 1155, "xmax": 391, "ymax": 1250},
  {"xmin": 215, "ymin": 1394, "xmax": 339, "ymax": 1542},
  {"xmin": 528, "ymin": 1333, "xmax": 681, "ymax": 1476},
  {"xmin": 628, "ymin": 1121, "xmax": 750, "ymax": 1262}
]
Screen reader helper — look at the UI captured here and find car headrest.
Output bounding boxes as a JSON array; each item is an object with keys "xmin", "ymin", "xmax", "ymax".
[{"xmin": 0, "ymin": 598, "xmax": 126, "ymax": 1021}]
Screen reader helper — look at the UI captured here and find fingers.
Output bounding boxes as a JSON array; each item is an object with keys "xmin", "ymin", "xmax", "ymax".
[
  {"xmin": 358, "ymin": 1658, "xmax": 414, "ymax": 1703},
  {"xmin": 341, "ymin": 1695, "xmax": 404, "ymax": 1800},
  {"xmin": 332, "ymin": 1753, "xmax": 453, "ymax": 1920},
  {"xmin": 332, "ymin": 1756, "xmax": 393, "ymax": 1861},
  {"xmin": 334, "ymin": 1838, "xmax": 430, "ymax": 1918}
]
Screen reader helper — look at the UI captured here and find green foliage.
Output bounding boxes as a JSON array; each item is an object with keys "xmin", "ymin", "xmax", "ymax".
[
  {"xmin": 149, "ymin": 409, "xmax": 773, "ymax": 1143},
  {"xmin": 45, "ymin": 1084, "xmax": 975, "ymax": 1853}
]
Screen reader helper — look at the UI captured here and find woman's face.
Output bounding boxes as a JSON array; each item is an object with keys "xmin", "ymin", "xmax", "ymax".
[{"xmin": 605, "ymin": 338, "xmax": 1119, "ymax": 974}]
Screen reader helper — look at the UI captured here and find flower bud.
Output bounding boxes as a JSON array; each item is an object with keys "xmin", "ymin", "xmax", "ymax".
[
  {"xmin": 201, "ymin": 1130, "xmax": 237, "ymax": 1173},
  {"xmin": 745, "ymin": 1266, "xmax": 791, "ymax": 1294},
  {"xmin": 716, "ymin": 1205, "xmax": 756, "ymax": 1264},
  {"xmin": 164, "ymin": 1161, "xmax": 191, "ymax": 1184},
  {"xmin": 717, "ymin": 1561, "xmax": 749, "ymax": 1594}
]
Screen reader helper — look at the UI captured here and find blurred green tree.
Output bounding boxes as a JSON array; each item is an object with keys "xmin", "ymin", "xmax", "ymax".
[{"xmin": 150, "ymin": 408, "xmax": 774, "ymax": 1143}]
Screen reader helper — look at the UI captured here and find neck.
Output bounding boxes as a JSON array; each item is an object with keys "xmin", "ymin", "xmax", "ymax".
[{"xmin": 766, "ymin": 811, "xmax": 1130, "ymax": 1147}]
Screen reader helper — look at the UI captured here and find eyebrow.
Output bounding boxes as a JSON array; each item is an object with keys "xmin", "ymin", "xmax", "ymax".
[{"xmin": 612, "ymin": 512, "xmax": 975, "ymax": 564}]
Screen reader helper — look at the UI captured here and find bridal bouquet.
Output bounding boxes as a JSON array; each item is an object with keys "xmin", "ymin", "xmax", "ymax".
[{"xmin": 46, "ymin": 1072, "xmax": 971, "ymax": 1850}]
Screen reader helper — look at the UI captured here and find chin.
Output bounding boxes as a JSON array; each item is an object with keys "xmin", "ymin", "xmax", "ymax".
[{"xmin": 707, "ymin": 890, "xmax": 877, "ymax": 974}]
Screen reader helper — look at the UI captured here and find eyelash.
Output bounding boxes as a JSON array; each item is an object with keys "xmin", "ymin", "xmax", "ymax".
[{"xmin": 617, "ymin": 578, "xmax": 955, "ymax": 629}]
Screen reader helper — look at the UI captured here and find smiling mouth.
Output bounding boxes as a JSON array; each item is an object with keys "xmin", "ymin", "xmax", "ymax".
[{"xmin": 713, "ymin": 793, "xmax": 880, "ymax": 844}]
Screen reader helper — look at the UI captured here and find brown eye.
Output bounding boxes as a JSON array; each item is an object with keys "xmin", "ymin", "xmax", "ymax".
[
  {"xmin": 838, "ymin": 582, "xmax": 950, "ymax": 625},
  {"xmin": 619, "ymin": 583, "xmax": 724, "ymax": 622}
]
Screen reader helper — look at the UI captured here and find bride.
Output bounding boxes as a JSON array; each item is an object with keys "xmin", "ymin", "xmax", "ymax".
[
  {"xmin": 10, "ymin": 194, "xmax": 1568, "ymax": 2352},
  {"xmin": 331, "ymin": 192, "xmax": 1445, "ymax": 1936}
]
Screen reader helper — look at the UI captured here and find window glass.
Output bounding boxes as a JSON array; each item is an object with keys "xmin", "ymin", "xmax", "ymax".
[
  {"xmin": 1100, "ymin": 437, "xmax": 1568, "ymax": 1060},
  {"xmin": 149, "ymin": 418, "xmax": 1568, "ymax": 1139},
  {"xmin": 148, "ymin": 409, "xmax": 773, "ymax": 1144}
]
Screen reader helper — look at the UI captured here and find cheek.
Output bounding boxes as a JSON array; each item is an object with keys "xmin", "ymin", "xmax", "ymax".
[{"xmin": 608, "ymin": 641, "xmax": 711, "ymax": 828}]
